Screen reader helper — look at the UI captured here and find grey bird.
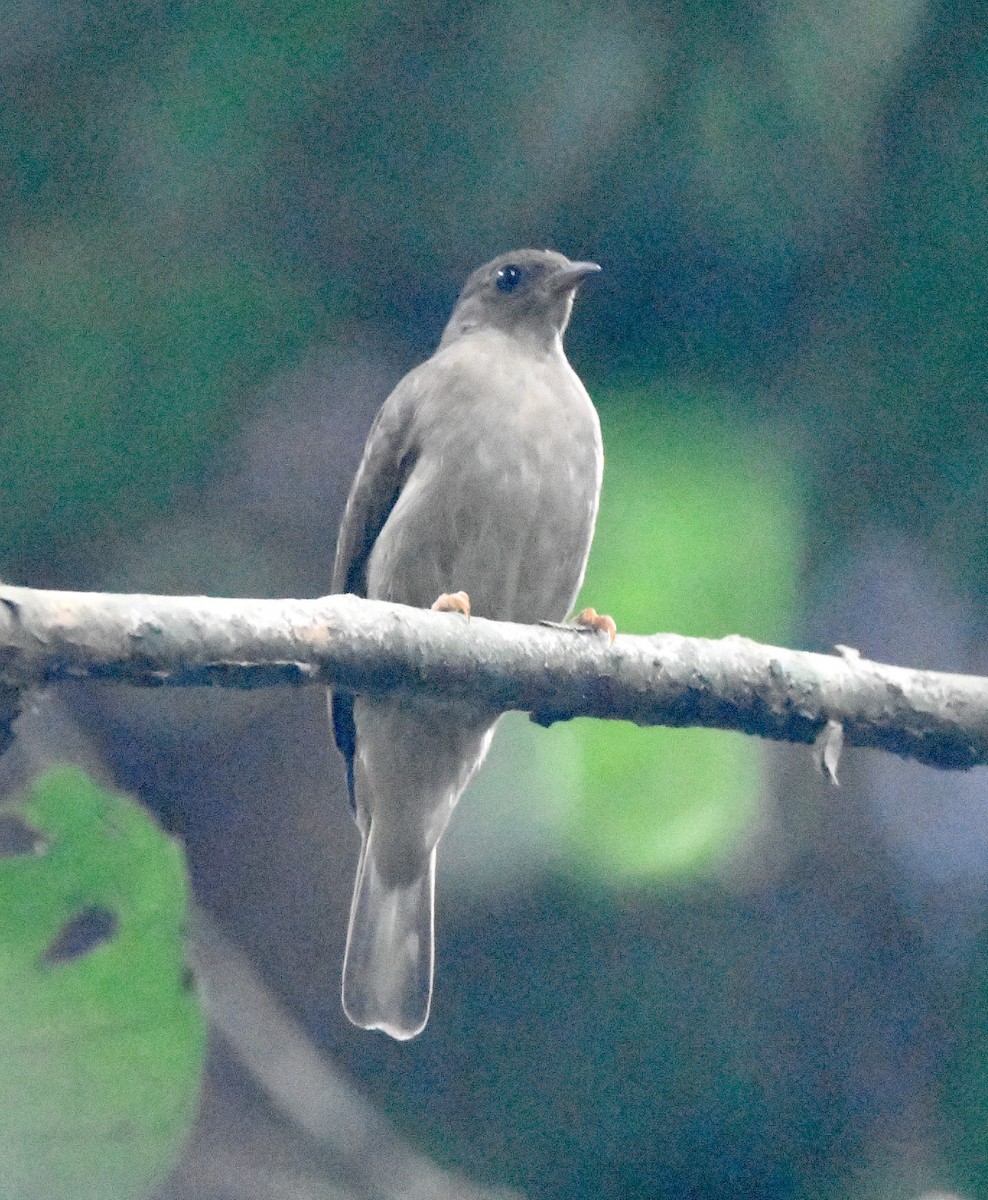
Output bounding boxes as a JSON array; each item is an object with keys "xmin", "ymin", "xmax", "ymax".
[{"xmin": 331, "ymin": 248, "xmax": 605, "ymax": 1040}]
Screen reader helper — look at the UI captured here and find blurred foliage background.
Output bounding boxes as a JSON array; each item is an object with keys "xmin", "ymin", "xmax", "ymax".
[{"xmin": 3, "ymin": 0, "xmax": 988, "ymax": 1197}]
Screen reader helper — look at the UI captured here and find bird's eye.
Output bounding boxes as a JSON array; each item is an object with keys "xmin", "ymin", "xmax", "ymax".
[{"xmin": 495, "ymin": 264, "xmax": 524, "ymax": 293}]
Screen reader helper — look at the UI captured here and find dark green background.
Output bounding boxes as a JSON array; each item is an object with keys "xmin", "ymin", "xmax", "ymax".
[{"xmin": 3, "ymin": 1, "xmax": 988, "ymax": 1197}]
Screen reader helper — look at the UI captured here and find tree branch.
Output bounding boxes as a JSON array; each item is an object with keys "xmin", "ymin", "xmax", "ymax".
[{"xmin": 1, "ymin": 585, "xmax": 987, "ymax": 771}]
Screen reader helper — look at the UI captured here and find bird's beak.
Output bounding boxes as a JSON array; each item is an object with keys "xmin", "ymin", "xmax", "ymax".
[{"xmin": 549, "ymin": 261, "xmax": 602, "ymax": 292}]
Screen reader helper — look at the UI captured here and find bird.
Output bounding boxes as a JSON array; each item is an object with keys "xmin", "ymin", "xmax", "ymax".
[{"xmin": 331, "ymin": 248, "xmax": 606, "ymax": 1039}]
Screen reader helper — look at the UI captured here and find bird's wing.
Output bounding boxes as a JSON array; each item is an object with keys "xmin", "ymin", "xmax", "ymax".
[
  {"xmin": 332, "ymin": 377, "xmax": 422, "ymax": 597},
  {"xmin": 331, "ymin": 374, "xmax": 421, "ymax": 805}
]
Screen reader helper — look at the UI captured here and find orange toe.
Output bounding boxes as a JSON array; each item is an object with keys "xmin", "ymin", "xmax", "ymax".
[
  {"xmin": 431, "ymin": 590, "xmax": 471, "ymax": 617},
  {"xmin": 574, "ymin": 606, "xmax": 617, "ymax": 643}
]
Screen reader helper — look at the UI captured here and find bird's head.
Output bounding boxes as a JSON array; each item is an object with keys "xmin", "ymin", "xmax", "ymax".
[{"xmin": 441, "ymin": 249, "xmax": 600, "ymax": 352}]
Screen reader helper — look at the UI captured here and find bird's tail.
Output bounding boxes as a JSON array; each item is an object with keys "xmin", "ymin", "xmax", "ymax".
[{"xmin": 342, "ymin": 826, "xmax": 435, "ymax": 1041}]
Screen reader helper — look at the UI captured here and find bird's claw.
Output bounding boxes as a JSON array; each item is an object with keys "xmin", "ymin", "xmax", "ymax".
[
  {"xmin": 431, "ymin": 590, "xmax": 471, "ymax": 618},
  {"xmin": 573, "ymin": 606, "xmax": 617, "ymax": 643}
]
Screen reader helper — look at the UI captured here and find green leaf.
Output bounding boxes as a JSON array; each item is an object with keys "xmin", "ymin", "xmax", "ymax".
[{"xmin": 0, "ymin": 766, "xmax": 206, "ymax": 1200}]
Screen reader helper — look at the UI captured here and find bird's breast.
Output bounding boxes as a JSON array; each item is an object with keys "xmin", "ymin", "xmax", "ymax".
[{"xmin": 367, "ymin": 348, "xmax": 602, "ymax": 623}]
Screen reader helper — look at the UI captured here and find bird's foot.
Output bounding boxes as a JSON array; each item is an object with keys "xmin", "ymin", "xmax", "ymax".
[
  {"xmin": 431, "ymin": 590, "xmax": 471, "ymax": 618},
  {"xmin": 573, "ymin": 606, "xmax": 617, "ymax": 643}
]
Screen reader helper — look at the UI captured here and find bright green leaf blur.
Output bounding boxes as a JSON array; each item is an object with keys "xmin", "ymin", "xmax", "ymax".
[
  {"xmin": 565, "ymin": 387, "xmax": 802, "ymax": 879},
  {"xmin": 0, "ymin": 766, "xmax": 206, "ymax": 1200}
]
